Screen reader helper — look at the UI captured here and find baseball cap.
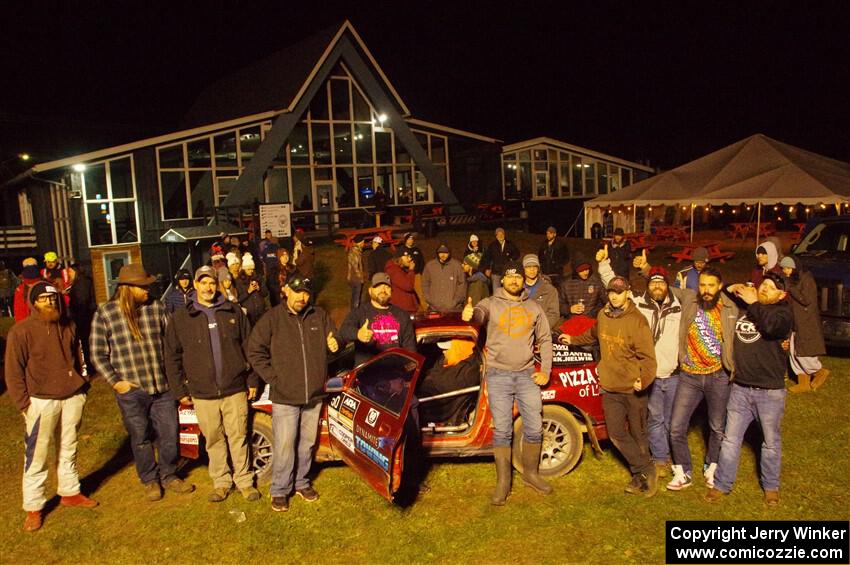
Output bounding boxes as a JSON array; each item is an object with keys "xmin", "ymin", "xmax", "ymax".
[
  {"xmin": 22, "ymin": 257, "xmax": 38, "ymax": 267},
  {"xmin": 372, "ymin": 236, "xmax": 383, "ymax": 244},
  {"xmin": 522, "ymin": 254, "xmax": 540, "ymax": 268},
  {"xmin": 469, "ymin": 234, "xmax": 479, "ymax": 242},
  {"xmin": 44, "ymin": 251, "xmax": 59, "ymax": 262},
  {"xmin": 29, "ymin": 282, "xmax": 59, "ymax": 304},
  {"xmin": 502, "ymin": 260, "xmax": 523, "ymax": 277},
  {"xmin": 194, "ymin": 266, "xmax": 218, "ymax": 282},
  {"xmin": 692, "ymin": 247, "xmax": 709, "ymax": 262},
  {"xmin": 648, "ymin": 266, "xmax": 669, "ymax": 283},
  {"xmin": 779, "ymin": 256, "xmax": 796, "ymax": 270},
  {"xmin": 607, "ymin": 276, "xmax": 630, "ymax": 293},
  {"xmin": 287, "ymin": 275, "xmax": 313, "ymax": 293},
  {"xmin": 175, "ymin": 269, "xmax": 192, "ymax": 281},
  {"xmin": 396, "ymin": 248, "xmax": 412, "ymax": 258},
  {"xmin": 371, "ymin": 272, "xmax": 391, "ymax": 287}
]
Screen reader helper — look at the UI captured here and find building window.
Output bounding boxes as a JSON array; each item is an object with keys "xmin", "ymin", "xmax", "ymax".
[
  {"xmin": 82, "ymin": 156, "xmax": 139, "ymax": 247},
  {"xmin": 103, "ymin": 251, "xmax": 131, "ymax": 299}
]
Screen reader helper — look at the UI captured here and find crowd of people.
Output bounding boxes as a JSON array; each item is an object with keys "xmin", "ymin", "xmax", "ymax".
[{"xmin": 2, "ymin": 225, "xmax": 829, "ymax": 530}]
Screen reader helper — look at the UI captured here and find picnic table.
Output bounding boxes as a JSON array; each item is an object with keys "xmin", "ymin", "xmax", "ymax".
[
  {"xmin": 670, "ymin": 241, "xmax": 735, "ymax": 263},
  {"xmin": 652, "ymin": 225, "xmax": 689, "ymax": 242},
  {"xmin": 334, "ymin": 227, "xmax": 403, "ymax": 250},
  {"xmin": 617, "ymin": 232, "xmax": 657, "ymax": 253},
  {"xmin": 729, "ymin": 222, "xmax": 752, "ymax": 239}
]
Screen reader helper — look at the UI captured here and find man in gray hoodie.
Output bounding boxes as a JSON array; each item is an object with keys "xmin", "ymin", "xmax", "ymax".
[
  {"xmin": 422, "ymin": 243, "xmax": 467, "ymax": 313},
  {"xmin": 462, "ymin": 260, "xmax": 553, "ymax": 505}
]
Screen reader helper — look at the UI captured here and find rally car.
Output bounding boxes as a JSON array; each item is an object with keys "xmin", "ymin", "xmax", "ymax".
[{"xmin": 178, "ymin": 314, "xmax": 607, "ymax": 502}]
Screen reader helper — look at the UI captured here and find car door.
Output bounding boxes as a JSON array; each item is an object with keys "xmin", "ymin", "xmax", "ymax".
[{"xmin": 326, "ymin": 349, "xmax": 424, "ymax": 501}]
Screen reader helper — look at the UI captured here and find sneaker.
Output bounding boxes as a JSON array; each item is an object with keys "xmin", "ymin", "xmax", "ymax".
[
  {"xmin": 60, "ymin": 493, "xmax": 99, "ymax": 508},
  {"xmin": 624, "ymin": 474, "xmax": 643, "ymax": 495},
  {"xmin": 145, "ymin": 481, "xmax": 162, "ymax": 502},
  {"xmin": 764, "ymin": 490, "xmax": 780, "ymax": 507},
  {"xmin": 666, "ymin": 465, "xmax": 693, "ymax": 491},
  {"xmin": 704, "ymin": 487, "xmax": 728, "ymax": 503},
  {"xmin": 208, "ymin": 486, "xmax": 231, "ymax": 503},
  {"xmin": 296, "ymin": 486, "xmax": 320, "ymax": 502},
  {"xmin": 240, "ymin": 487, "xmax": 261, "ymax": 502},
  {"xmin": 704, "ymin": 462, "xmax": 718, "ymax": 488},
  {"xmin": 163, "ymin": 478, "xmax": 195, "ymax": 495},
  {"xmin": 271, "ymin": 496, "xmax": 290, "ymax": 512},
  {"xmin": 24, "ymin": 511, "xmax": 42, "ymax": 532}
]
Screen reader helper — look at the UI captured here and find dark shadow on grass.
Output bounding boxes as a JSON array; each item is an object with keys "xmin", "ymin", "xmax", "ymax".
[
  {"xmin": 80, "ymin": 437, "xmax": 133, "ymax": 494},
  {"xmin": 311, "ymin": 260, "xmax": 331, "ymax": 298}
]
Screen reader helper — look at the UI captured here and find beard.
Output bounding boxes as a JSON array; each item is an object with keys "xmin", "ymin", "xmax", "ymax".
[
  {"xmin": 503, "ymin": 283, "xmax": 523, "ymax": 297},
  {"xmin": 698, "ymin": 292, "xmax": 720, "ymax": 310},
  {"xmin": 35, "ymin": 304, "xmax": 61, "ymax": 322},
  {"xmin": 372, "ymin": 292, "xmax": 391, "ymax": 307}
]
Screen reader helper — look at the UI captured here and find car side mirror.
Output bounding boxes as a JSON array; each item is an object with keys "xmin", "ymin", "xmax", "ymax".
[{"xmin": 324, "ymin": 372, "xmax": 347, "ymax": 393}]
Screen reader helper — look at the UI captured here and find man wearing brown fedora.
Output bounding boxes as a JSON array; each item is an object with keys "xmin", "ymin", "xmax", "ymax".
[{"xmin": 90, "ymin": 263, "xmax": 195, "ymax": 501}]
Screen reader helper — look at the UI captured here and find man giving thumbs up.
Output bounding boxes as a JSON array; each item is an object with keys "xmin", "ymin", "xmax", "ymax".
[{"xmin": 339, "ymin": 272, "xmax": 416, "ymax": 365}]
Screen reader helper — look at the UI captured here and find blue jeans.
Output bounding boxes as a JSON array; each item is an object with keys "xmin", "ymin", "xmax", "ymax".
[
  {"xmin": 647, "ymin": 375, "xmax": 679, "ymax": 463},
  {"xmin": 271, "ymin": 401, "xmax": 322, "ymax": 497},
  {"xmin": 350, "ymin": 282, "xmax": 363, "ymax": 309},
  {"xmin": 114, "ymin": 388, "xmax": 180, "ymax": 485},
  {"xmin": 669, "ymin": 369, "xmax": 731, "ymax": 475},
  {"xmin": 486, "ymin": 368, "xmax": 542, "ymax": 447},
  {"xmin": 714, "ymin": 384, "xmax": 785, "ymax": 493}
]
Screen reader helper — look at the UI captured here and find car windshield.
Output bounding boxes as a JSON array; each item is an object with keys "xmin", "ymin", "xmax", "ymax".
[
  {"xmin": 353, "ymin": 353, "xmax": 418, "ymax": 415},
  {"xmin": 796, "ymin": 222, "xmax": 850, "ymax": 254}
]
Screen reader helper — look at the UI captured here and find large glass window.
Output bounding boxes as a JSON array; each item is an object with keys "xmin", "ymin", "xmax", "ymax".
[
  {"xmin": 333, "ymin": 123, "xmax": 353, "ymax": 165},
  {"xmin": 584, "ymin": 161, "xmax": 596, "ymax": 195},
  {"xmin": 291, "ymin": 169, "xmax": 312, "ymax": 210},
  {"xmin": 572, "ymin": 156, "xmax": 584, "ymax": 195},
  {"xmin": 354, "ymin": 123, "xmax": 373, "ymax": 164},
  {"xmin": 375, "ymin": 131, "xmax": 393, "ymax": 163},
  {"xmin": 335, "ymin": 167, "xmax": 356, "ymax": 208},
  {"xmin": 289, "ymin": 123, "xmax": 310, "ymax": 166},
  {"xmin": 330, "ymin": 79, "xmax": 351, "ymax": 121},
  {"xmin": 311, "ymin": 123, "xmax": 332, "ymax": 165},
  {"xmin": 503, "ymin": 161, "xmax": 519, "ymax": 198},
  {"xmin": 82, "ymin": 156, "xmax": 139, "ymax": 247},
  {"xmin": 597, "ymin": 163, "xmax": 608, "ymax": 195}
]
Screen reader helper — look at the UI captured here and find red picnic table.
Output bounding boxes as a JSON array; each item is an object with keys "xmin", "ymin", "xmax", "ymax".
[
  {"xmin": 653, "ymin": 225, "xmax": 689, "ymax": 242},
  {"xmin": 670, "ymin": 241, "xmax": 735, "ymax": 263},
  {"xmin": 620, "ymin": 232, "xmax": 656, "ymax": 253},
  {"xmin": 334, "ymin": 227, "xmax": 403, "ymax": 251},
  {"xmin": 728, "ymin": 222, "xmax": 752, "ymax": 239}
]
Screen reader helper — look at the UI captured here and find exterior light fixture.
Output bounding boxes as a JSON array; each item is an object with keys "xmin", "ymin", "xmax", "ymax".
[
  {"xmin": 72, "ymin": 163, "xmax": 86, "ymax": 172},
  {"xmin": 378, "ymin": 113, "xmax": 387, "ymax": 126},
  {"xmin": 19, "ymin": 153, "xmax": 31, "ymax": 161}
]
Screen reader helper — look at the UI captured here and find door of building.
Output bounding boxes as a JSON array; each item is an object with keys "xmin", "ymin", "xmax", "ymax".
[{"xmin": 314, "ymin": 180, "xmax": 336, "ymax": 229}]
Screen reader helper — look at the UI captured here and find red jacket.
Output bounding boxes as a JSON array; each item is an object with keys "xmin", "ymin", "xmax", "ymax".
[
  {"xmin": 13, "ymin": 283, "xmax": 33, "ymax": 322},
  {"xmin": 385, "ymin": 260, "xmax": 419, "ymax": 314}
]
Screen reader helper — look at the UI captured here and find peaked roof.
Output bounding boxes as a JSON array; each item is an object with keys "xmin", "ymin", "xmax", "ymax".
[
  {"xmin": 182, "ymin": 20, "xmax": 409, "ymax": 128},
  {"xmin": 586, "ymin": 134, "xmax": 850, "ymax": 207}
]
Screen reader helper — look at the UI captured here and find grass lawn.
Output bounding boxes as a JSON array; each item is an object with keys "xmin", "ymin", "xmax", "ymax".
[{"xmin": 1, "ymin": 229, "xmax": 848, "ymax": 564}]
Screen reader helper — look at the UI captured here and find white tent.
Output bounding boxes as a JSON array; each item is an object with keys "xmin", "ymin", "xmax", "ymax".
[{"xmin": 584, "ymin": 134, "xmax": 850, "ymax": 238}]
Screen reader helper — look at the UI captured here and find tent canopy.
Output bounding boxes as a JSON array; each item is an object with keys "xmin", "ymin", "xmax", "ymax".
[{"xmin": 585, "ymin": 134, "xmax": 850, "ymax": 208}]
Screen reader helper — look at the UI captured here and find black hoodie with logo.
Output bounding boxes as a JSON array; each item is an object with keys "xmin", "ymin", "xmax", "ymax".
[{"xmin": 732, "ymin": 301, "xmax": 793, "ymax": 389}]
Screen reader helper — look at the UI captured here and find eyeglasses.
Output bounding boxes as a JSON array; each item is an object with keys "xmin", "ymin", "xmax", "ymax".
[{"xmin": 35, "ymin": 294, "xmax": 59, "ymax": 303}]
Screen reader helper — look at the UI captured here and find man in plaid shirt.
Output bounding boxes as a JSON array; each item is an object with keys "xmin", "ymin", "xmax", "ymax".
[{"xmin": 90, "ymin": 264, "xmax": 195, "ymax": 502}]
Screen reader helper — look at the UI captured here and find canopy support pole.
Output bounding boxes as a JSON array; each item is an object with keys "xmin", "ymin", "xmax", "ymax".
[
  {"xmin": 755, "ymin": 202, "xmax": 762, "ymax": 247},
  {"xmin": 690, "ymin": 203, "xmax": 695, "ymax": 242},
  {"xmin": 633, "ymin": 205, "xmax": 638, "ymax": 233}
]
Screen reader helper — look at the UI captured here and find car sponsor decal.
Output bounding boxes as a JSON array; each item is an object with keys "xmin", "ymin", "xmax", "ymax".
[
  {"xmin": 557, "ymin": 367, "xmax": 600, "ymax": 397},
  {"xmin": 365, "ymin": 407, "xmax": 380, "ymax": 427},
  {"xmin": 329, "ymin": 419, "xmax": 355, "ymax": 452},
  {"xmin": 356, "ymin": 436, "xmax": 389, "ymax": 471},
  {"xmin": 328, "ymin": 394, "xmax": 342, "ymax": 420},
  {"xmin": 179, "ymin": 433, "xmax": 199, "ymax": 445},
  {"xmin": 355, "ymin": 425, "xmax": 381, "ymax": 448},
  {"xmin": 337, "ymin": 394, "xmax": 360, "ymax": 430},
  {"xmin": 178, "ymin": 407, "xmax": 198, "ymax": 424},
  {"xmin": 541, "ymin": 389, "xmax": 555, "ymax": 400},
  {"xmin": 552, "ymin": 343, "xmax": 594, "ymax": 364}
]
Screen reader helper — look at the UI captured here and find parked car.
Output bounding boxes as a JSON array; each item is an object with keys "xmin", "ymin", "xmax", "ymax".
[
  {"xmin": 791, "ymin": 216, "xmax": 850, "ymax": 347},
  {"xmin": 178, "ymin": 313, "xmax": 608, "ymax": 502}
]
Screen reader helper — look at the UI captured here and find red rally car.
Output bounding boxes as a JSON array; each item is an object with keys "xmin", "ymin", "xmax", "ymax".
[{"xmin": 178, "ymin": 314, "xmax": 607, "ymax": 502}]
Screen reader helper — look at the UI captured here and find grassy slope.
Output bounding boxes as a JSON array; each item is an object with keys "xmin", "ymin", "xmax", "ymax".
[{"xmin": 1, "ymin": 230, "xmax": 848, "ymax": 564}]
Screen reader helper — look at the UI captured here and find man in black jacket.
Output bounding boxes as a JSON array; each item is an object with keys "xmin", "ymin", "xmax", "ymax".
[
  {"xmin": 537, "ymin": 226, "xmax": 569, "ymax": 287},
  {"xmin": 481, "ymin": 227, "xmax": 520, "ymax": 290},
  {"xmin": 705, "ymin": 272, "xmax": 792, "ymax": 507},
  {"xmin": 165, "ymin": 266, "xmax": 260, "ymax": 503},
  {"xmin": 246, "ymin": 274, "xmax": 339, "ymax": 512}
]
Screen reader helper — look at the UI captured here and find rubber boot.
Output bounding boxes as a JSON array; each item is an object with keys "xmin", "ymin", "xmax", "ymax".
[
  {"xmin": 521, "ymin": 441, "xmax": 553, "ymax": 495},
  {"xmin": 788, "ymin": 374, "xmax": 811, "ymax": 393},
  {"xmin": 811, "ymin": 368, "xmax": 830, "ymax": 391},
  {"xmin": 491, "ymin": 446, "xmax": 512, "ymax": 506}
]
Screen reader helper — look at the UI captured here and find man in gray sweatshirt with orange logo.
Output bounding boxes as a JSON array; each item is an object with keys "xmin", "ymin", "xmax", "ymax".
[{"xmin": 462, "ymin": 260, "xmax": 553, "ymax": 505}]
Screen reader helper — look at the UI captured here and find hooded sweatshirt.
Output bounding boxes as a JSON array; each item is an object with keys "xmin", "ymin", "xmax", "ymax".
[
  {"xmin": 422, "ymin": 255, "xmax": 467, "ymax": 313},
  {"xmin": 732, "ymin": 300, "xmax": 793, "ymax": 389},
  {"xmin": 470, "ymin": 287, "xmax": 552, "ymax": 375},
  {"xmin": 571, "ymin": 299, "xmax": 657, "ymax": 393},
  {"xmin": 751, "ymin": 239, "xmax": 782, "ymax": 287},
  {"xmin": 4, "ymin": 312, "xmax": 88, "ymax": 410}
]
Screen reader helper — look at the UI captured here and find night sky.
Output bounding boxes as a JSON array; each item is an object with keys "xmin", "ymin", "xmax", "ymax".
[{"xmin": 2, "ymin": 2, "xmax": 849, "ymax": 172}]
